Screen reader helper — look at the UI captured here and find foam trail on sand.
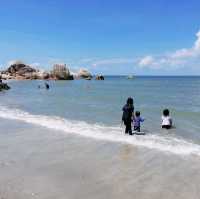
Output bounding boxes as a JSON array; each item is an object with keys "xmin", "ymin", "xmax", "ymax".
[{"xmin": 0, "ymin": 106, "xmax": 200, "ymax": 156}]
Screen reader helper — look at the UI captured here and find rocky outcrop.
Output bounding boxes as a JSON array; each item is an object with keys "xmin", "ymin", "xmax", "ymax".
[
  {"xmin": 0, "ymin": 73, "xmax": 13, "ymax": 80},
  {"xmin": 1, "ymin": 61, "xmax": 39, "ymax": 80},
  {"xmin": 0, "ymin": 83, "xmax": 10, "ymax": 91},
  {"xmin": 52, "ymin": 64, "xmax": 74, "ymax": 80},
  {"xmin": 0, "ymin": 78, "xmax": 10, "ymax": 91},
  {"xmin": 95, "ymin": 75, "xmax": 104, "ymax": 80},
  {"xmin": 1, "ymin": 61, "xmax": 95, "ymax": 81},
  {"xmin": 36, "ymin": 71, "xmax": 50, "ymax": 80},
  {"xmin": 85, "ymin": 77, "xmax": 92, "ymax": 80},
  {"xmin": 6, "ymin": 63, "xmax": 36, "ymax": 76},
  {"xmin": 1, "ymin": 61, "xmax": 52, "ymax": 80},
  {"xmin": 78, "ymin": 69, "xmax": 92, "ymax": 79},
  {"xmin": 22, "ymin": 71, "xmax": 50, "ymax": 80},
  {"xmin": 52, "ymin": 71, "xmax": 73, "ymax": 80}
]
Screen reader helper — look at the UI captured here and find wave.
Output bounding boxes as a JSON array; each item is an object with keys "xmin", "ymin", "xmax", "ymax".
[{"xmin": 0, "ymin": 106, "xmax": 200, "ymax": 156}]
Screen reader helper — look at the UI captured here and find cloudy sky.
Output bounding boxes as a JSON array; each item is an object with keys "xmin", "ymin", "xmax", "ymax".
[{"xmin": 0, "ymin": 0, "xmax": 200, "ymax": 75}]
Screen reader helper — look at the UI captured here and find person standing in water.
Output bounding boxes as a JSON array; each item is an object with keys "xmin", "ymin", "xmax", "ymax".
[
  {"xmin": 122, "ymin": 97, "xmax": 134, "ymax": 135},
  {"xmin": 45, "ymin": 82, "xmax": 50, "ymax": 90},
  {"xmin": 133, "ymin": 111, "xmax": 145, "ymax": 132}
]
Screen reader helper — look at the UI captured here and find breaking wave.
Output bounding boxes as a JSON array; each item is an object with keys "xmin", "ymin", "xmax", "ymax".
[{"xmin": 0, "ymin": 106, "xmax": 200, "ymax": 156}]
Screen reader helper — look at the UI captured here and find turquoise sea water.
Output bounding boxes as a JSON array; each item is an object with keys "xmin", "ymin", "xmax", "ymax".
[{"xmin": 0, "ymin": 76, "xmax": 200, "ymax": 154}]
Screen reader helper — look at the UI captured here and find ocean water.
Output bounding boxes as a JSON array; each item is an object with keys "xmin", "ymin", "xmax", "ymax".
[{"xmin": 0, "ymin": 76, "xmax": 200, "ymax": 155}]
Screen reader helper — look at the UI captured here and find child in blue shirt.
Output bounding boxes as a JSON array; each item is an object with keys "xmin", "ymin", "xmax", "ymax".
[{"xmin": 133, "ymin": 111, "xmax": 145, "ymax": 132}]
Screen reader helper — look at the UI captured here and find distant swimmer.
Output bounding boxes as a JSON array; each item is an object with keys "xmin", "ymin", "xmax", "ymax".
[
  {"xmin": 122, "ymin": 97, "xmax": 134, "ymax": 135},
  {"xmin": 161, "ymin": 109, "xmax": 172, "ymax": 129},
  {"xmin": 45, "ymin": 82, "xmax": 50, "ymax": 89}
]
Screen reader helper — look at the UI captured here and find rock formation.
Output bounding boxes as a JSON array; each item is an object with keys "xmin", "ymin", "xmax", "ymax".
[
  {"xmin": 1, "ymin": 61, "xmax": 51, "ymax": 80},
  {"xmin": 52, "ymin": 64, "xmax": 74, "ymax": 80},
  {"xmin": 6, "ymin": 61, "xmax": 36, "ymax": 76},
  {"xmin": 0, "ymin": 83, "xmax": 10, "ymax": 91},
  {"xmin": 1, "ymin": 61, "xmax": 39, "ymax": 80},
  {"xmin": 78, "ymin": 69, "xmax": 92, "ymax": 79},
  {"xmin": 95, "ymin": 75, "xmax": 104, "ymax": 80},
  {"xmin": 0, "ymin": 61, "xmax": 95, "ymax": 81},
  {"xmin": 0, "ymin": 77, "xmax": 10, "ymax": 91},
  {"xmin": 36, "ymin": 71, "xmax": 50, "ymax": 80}
]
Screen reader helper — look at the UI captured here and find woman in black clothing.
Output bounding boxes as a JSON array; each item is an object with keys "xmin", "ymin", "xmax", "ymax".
[{"xmin": 122, "ymin": 97, "xmax": 134, "ymax": 135}]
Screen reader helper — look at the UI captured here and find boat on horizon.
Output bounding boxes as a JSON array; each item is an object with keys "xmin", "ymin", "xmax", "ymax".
[{"xmin": 127, "ymin": 75, "xmax": 134, "ymax": 79}]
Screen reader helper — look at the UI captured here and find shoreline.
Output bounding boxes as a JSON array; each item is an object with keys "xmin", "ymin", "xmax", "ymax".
[{"xmin": 1, "ymin": 106, "xmax": 200, "ymax": 156}]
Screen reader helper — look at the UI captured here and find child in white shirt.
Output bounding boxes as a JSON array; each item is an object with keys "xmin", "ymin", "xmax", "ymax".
[{"xmin": 161, "ymin": 109, "xmax": 172, "ymax": 129}]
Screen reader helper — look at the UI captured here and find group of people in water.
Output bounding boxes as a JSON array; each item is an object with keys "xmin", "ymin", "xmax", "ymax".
[{"xmin": 122, "ymin": 97, "xmax": 173, "ymax": 135}]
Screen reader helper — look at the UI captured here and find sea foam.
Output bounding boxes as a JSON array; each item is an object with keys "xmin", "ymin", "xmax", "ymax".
[{"xmin": 0, "ymin": 106, "xmax": 200, "ymax": 156}]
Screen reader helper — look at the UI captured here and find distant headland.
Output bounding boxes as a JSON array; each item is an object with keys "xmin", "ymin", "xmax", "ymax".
[{"xmin": 0, "ymin": 61, "xmax": 104, "ymax": 81}]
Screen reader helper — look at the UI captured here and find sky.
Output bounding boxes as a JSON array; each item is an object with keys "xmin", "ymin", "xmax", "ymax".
[{"xmin": 0, "ymin": 0, "xmax": 200, "ymax": 75}]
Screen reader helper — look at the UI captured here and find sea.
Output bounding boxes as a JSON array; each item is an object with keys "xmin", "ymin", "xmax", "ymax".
[
  {"xmin": 0, "ymin": 76, "xmax": 200, "ymax": 199},
  {"xmin": 1, "ymin": 76, "xmax": 200, "ymax": 154}
]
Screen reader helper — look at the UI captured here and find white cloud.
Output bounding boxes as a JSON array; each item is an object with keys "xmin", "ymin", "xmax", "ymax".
[
  {"xmin": 138, "ymin": 30, "xmax": 200, "ymax": 70},
  {"xmin": 171, "ymin": 48, "xmax": 194, "ymax": 59},
  {"xmin": 3, "ymin": 30, "xmax": 200, "ymax": 74},
  {"xmin": 170, "ymin": 31, "xmax": 200, "ymax": 59},
  {"xmin": 88, "ymin": 30, "xmax": 200, "ymax": 72},
  {"xmin": 91, "ymin": 58, "xmax": 136, "ymax": 67},
  {"xmin": 139, "ymin": 56, "xmax": 154, "ymax": 67},
  {"xmin": 194, "ymin": 30, "xmax": 200, "ymax": 50}
]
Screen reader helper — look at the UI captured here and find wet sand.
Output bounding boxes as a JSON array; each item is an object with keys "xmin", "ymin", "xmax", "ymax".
[{"xmin": 0, "ymin": 119, "xmax": 200, "ymax": 199}]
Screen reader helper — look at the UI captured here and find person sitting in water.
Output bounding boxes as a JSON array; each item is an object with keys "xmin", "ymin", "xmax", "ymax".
[
  {"xmin": 161, "ymin": 109, "xmax": 172, "ymax": 129},
  {"xmin": 122, "ymin": 97, "xmax": 134, "ymax": 135},
  {"xmin": 133, "ymin": 111, "xmax": 145, "ymax": 133}
]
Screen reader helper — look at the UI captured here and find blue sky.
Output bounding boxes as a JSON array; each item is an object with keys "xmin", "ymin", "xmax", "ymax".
[{"xmin": 0, "ymin": 0, "xmax": 200, "ymax": 75}]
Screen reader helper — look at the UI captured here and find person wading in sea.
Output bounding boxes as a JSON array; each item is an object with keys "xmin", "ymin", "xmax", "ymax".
[
  {"xmin": 122, "ymin": 97, "xmax": 134, "ymax": 135},
  {"xmin": 45, "ymin": 82, "xmax": 50, "ymax": 90}
]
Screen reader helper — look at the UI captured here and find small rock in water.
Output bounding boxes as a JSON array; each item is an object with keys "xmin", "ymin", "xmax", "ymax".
[{"xmin": 0, "ymin": 82, "xmax": 10, "ymax": 91}]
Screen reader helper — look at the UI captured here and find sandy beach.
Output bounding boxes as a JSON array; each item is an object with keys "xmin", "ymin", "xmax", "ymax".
[{"xmin": 1, "ymin": 118, "xmax": 200, "ymax": 199}]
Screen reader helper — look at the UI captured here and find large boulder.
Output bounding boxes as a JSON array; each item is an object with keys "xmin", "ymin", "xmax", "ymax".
[
  {"xmin": 78, "ymin": 69, "xmax": 92, "ymax": 79},
  {"xmin": 6, "ymin": 61, "xmax": 36, "ymax": 76}
]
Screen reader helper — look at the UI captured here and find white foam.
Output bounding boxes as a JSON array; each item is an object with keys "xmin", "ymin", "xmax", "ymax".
[{"xmin": 0, "ymin": 106, "xmax": 200, "ymax": 156}]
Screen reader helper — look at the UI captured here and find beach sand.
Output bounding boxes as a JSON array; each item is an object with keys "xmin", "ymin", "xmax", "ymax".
[{"xmin": 0, "ymin": 119, "xmax": 200, "ymax": 199}]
